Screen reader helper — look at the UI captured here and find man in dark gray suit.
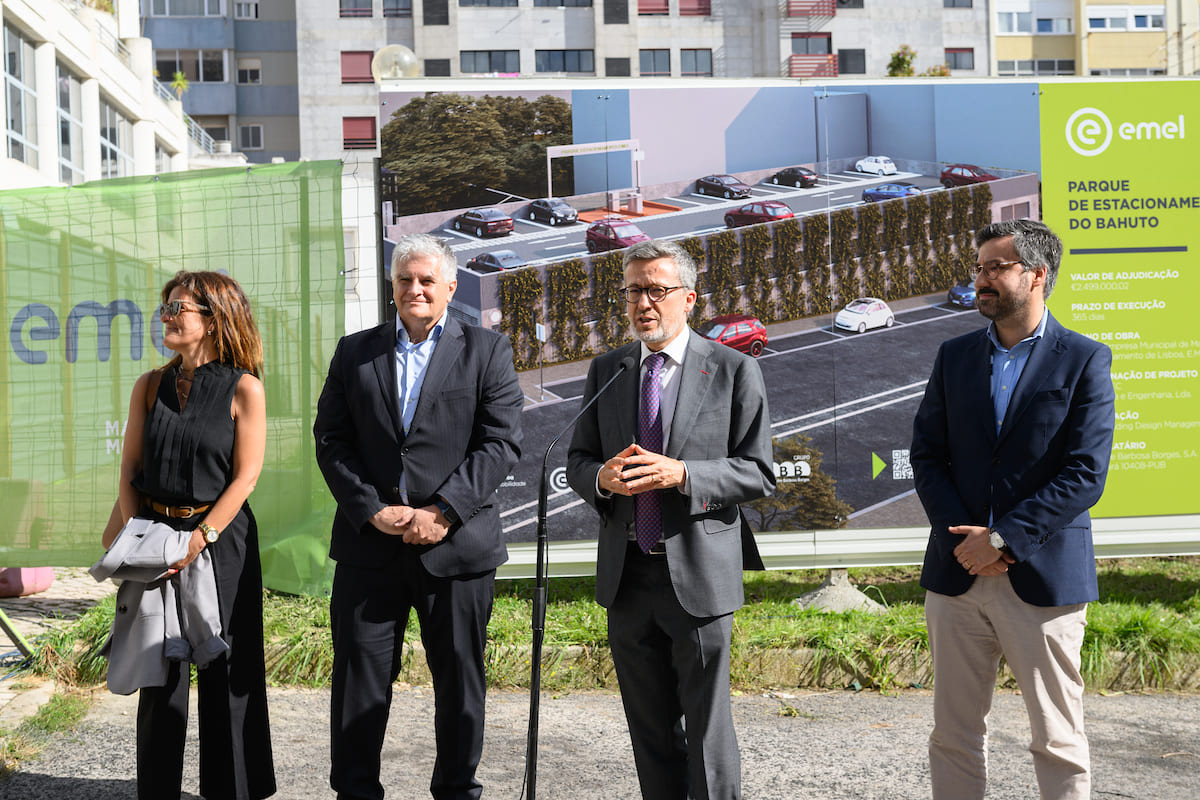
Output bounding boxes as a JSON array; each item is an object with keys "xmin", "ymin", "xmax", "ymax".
[
  {"xmin": 314, "ymin": 234, "xmax": 523, "ymax": 800},
  {"xmin": 567, "ymin": 240, "xmax": 775, "ymax": 800}
]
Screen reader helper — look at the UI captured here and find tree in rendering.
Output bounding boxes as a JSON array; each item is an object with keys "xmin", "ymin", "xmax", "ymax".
[{"xmin": 744, "ymin": 434, "xmax": 852, "ymax": 532}]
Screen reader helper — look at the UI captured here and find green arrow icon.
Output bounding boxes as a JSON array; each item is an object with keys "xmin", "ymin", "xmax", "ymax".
[{"xmin": 871, "ymin": 452, "xmax": 887, "ymax": 479}]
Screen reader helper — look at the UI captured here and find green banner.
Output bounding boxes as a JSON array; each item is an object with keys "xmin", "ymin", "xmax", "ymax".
[
  {"xmin": 1040, "ymin": 83, "xmax": 1200, "ymax": 517},
  {"xmin": 0, "ymin": 162, "xmax": 344, "ymax": 595}
]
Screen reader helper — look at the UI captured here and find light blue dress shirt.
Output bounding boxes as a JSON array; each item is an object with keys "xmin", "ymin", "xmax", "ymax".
[
  {"xmin": 395, "ymin": 311, "xmax": 447, "ymax": 501},
  {"xmin": 987, "ymin": 309, "xmax": 1048, "ymax": 434}
]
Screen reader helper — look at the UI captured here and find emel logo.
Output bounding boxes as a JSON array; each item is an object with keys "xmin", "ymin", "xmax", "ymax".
[{"xmin": 1065, "ymin": 107, "xmax": 1186, "ymax": 157}]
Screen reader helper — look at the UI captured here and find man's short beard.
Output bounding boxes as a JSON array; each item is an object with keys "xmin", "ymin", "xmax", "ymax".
[{"xmin": 632, "ymin": 319, "xmax": 682, "ymax": 345}]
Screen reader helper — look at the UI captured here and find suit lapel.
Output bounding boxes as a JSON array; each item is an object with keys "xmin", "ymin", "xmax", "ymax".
[
  {"xmin": 408, "ymin": 316, "xmax": 465, "ymax": 434},
  {"xmin": 666, "ymin": 332, "xmax": 715, "ymax": 458},
  {"xmin": 371, "ymin": 323, "xmax": 404, "ymax": 438},
  {"xmin": 997, "ymin": 313, "xmax": 1065, "ymax": 444},
  {"xmin": 612, "ymin": 342, "xmax": 640, "ymax": 449}
]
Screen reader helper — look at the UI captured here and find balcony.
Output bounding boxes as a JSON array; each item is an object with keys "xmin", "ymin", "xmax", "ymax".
[
  {"xmin": 787, "ymin": 54, "xmax": 838, "ymax": 78},
  {"xmin": 786, "ymin": 0, "xmax": 835, "ymax": 17}
]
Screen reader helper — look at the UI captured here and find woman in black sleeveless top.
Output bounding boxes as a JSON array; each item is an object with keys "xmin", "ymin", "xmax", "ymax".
[{"xmin": 102, "ymin": 271, "xmax": 276, "ymax": 800}]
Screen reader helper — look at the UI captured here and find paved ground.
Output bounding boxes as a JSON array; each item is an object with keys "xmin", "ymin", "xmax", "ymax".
[
  {"xmin": 1, "ymin": 570, "xmax": 1198, "ymax": 799},
  {"xmin": 1, "ymin": 684, "xmax": 1198, "ymax": 799}
]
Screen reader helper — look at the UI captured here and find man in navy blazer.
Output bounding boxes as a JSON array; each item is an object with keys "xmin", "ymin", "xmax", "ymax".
[
  {"xmin": 911, "ymin": 220, "xmax": 1115, "ymax": 800},
  {"xmin": 567, "ymin": 240, "xmax": 774, "ymax": 799},
  {"xmin": 314, "ymin": 234, "xmax": 523, "ymax": 800}
]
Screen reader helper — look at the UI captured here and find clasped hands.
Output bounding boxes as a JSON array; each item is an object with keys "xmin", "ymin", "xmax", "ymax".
[
  {"xmin": 950, "ymin": 524, "xmax": 1016, "ymax": 576},
  {"xmin": 597, "ymin": 443, "xmax": 686, "ymax": 496},
  {"xmin": 371, "ymin": 504, "xmax": 451, "ymax": 545}
]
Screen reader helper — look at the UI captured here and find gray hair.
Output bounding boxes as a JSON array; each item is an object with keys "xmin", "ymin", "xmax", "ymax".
[
  {"xmin": 974, "ymin": 219, "xmax": 1063, "ymax": 298},
  {"xmin": 389, "ymin": 233, "xmax": 457, "ymax": 283},
  {"xmin": 621, "ymin": 239, "xmax": 697, "ymax": 291}
]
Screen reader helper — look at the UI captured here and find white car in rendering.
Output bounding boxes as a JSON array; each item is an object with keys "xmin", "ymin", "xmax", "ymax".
[
  {"xmin": 855, "ymin": 156, "xmax": 897, "ymax": 176},
  {"xmin": 834, "ymin": 297, "xmax": 895, "ymax": 333}
]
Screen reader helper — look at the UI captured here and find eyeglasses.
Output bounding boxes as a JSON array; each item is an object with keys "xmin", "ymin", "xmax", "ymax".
[
  {"xmin": 970, "ymin": 260, "xmax": 1025, "ymax": 280},
  {"xmin": 157, "ymin": 300, "xmax": 211, "ymax": 318},
  {"xmin": 619, "ymin": 285, "xmax": 684, "ymax": 303}
]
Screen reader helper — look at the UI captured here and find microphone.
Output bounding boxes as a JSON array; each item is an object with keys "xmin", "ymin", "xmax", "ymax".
[{"xmin": 525, "ymin": 353, "xmax": 635, "ymax": 800}]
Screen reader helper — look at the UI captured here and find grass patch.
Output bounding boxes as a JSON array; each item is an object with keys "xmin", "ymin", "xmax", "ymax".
[
  {"xmin": 27, "ymin": 557, "xmax": 1200, "ymax": 693},
  {"xmin": 0, "ymin": 690, "xmax": 93, "ymax": 777}
]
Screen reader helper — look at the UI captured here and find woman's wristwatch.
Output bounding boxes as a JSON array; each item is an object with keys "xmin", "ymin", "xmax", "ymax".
[{"xmin": 199, "ymin": 522, "xmax": 221, "ymax": 544}]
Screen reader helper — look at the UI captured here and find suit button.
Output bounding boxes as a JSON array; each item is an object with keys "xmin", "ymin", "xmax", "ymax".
[
  {"xmin": 392, "ymin": 485, "xmax": 401, "ymax": 495},
  {"xmin": 118, "ymin": 604, "xmax": 127, "ymax": 614}
]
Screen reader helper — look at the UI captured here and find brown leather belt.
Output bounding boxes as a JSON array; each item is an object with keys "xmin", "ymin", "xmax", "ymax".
[{"xmin": 144, "ymin": 500, "xmax": 212, "ymax": 519}]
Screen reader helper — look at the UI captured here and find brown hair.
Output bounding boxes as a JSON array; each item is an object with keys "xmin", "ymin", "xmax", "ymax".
[{"xmin": 160, "ymin": 271, "xmax": 264, "ymax": 377}]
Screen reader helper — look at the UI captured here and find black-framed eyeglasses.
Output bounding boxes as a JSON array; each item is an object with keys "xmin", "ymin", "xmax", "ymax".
[
  {"xmin": 619, "ymin": 285, "xmax": 684, "ymax": 303},
  {"xmin": 157, "ymin": 300, "xmax": 211, "ymax": 318},
  {"xmin": 970, "ymin": 260, "xmax": 1025, "ymax": 280}
]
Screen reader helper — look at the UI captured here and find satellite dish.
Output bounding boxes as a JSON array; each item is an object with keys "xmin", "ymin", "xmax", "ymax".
[{"xmin": 371, "ymin": 44, "xmax": 420, "ymax": 82}]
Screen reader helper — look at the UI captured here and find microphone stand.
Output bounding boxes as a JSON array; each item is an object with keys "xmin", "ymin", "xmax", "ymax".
[{"xmin": 525, "ymin": 357, "xmax": 633, "ymax": 800}]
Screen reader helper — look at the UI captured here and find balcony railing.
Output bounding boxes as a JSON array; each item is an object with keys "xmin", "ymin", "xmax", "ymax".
[
  {"xmin": 787, "ymin": 54, "xmax": 838, "ymax": 78},
  {"xmin": 786, "ymin": 0, "xmax": 836, "ymax": 17},
  {"xmin": 95, "ymin": 21, "xmax": 132, "ymax": 68}
]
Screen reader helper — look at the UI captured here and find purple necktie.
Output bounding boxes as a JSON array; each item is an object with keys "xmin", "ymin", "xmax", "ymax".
[{"xmin": 635, "ymin": 352, "xmax": 666, "ymax": 553}]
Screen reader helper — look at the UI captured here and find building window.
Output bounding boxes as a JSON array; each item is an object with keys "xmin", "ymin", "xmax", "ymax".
[
  {"xmin": 4, "ymin": 24, "xmax": 39, "ymax": 169},
  {"xmin": 1037, "ymin": 17, "xmax": 1072, "ymax": 34},
  {"xmin": 150, "ymin": 0, "xmax": 224, "ymax": 16},
  {"xmin": 155, "ymin": 141, "xmax": 175, "ymax": 174},
  {"xmin": 339, "ymin": 0, "xmax": 372, "ymax": 17},
  {"xmin": 1001, "ymin": 202, "xmax": 1030, "ymax": 221},
  {"xmin": 57, "ymin": 64, "xmax": 84, "ymax": 185},
  {"xmin": 837, "ymin": 0, "xmax": 865, "ymax": 7},
  {"xmin": 604, "ymin": 0, "xmax": 629, "ymax": 25},
  {"xmin": 425, "ymin": 58, "xmax": 451, "ymax": 76},
  {"xmin": 606, "ymin": 57, "xmax": 631, "ymax": 76},
  {"xmin": 239, "ymin": 124, "xmax": 264, "ymax": 150},
  {"xmin": 997, "ymin": 59, "xmax": 1074, "ymax": 76},
  {"xmin": 997, "ymin": 11, "xmax": 1033, "ymax": 33},
  {"xmin": 1088, "ymin": 6, "xmax": 1164, "ymax": 31},
  {"xmin": 535, "ymin": 50, "xmax": 595, "ymax": 73},
  {"xmin": 792, "ymin": 33, "xmax": 832, "ymax": 55},
  {"xmin": 341, "ymin": 51, "xmax": 375, "ymax": 83},
  {"xmin": 99, "ymin": 98, "xmax": 133, "ymax": 179},
  {"xmin": 425, "ymin": 0, "xmax": 450, "ymax": 24},
  {"xmin": 460, "ymin": 0, "xmax": 518, "ymax": 5},
  {"xmin": 155, "ymin": 49, "xmax": 227, "ymax": 83},
  {"xmin": 945, "ymin": 48, "xmax": 974, "ymax": 70},
  {"xmin": 638, "ymin": 0, "xmax": 669, "ymax": 14},
  {"xmin": 942, "ymin": 0, "xmax": 970, "ymax": 7},
  {"xmin": 1134, "ymin": 13, "xmax": 1165, "ymax": 29},
  {"xmin": 343, "ymin": 117, "xmax": 377, "ymax": 150},
  {"xmin": 234, "ymin": 1, "xmax": 258, "ymax": 18},
  {"xmin": 384, "ymin": 0, "xmax": 414, "ymax": 15},
  {"xmin": 681, "ymin": 49, "xmax": 712, "ymax": 77},
  {"xmin": 838, "ymin": 48, "xmax": 866, "ymax": 74},
  {"xmin": 236, "ymin": 58, "xmax": 262, "ymax": 84},
  {"xmin": 639, "ymin": 49, "xmax": 670, "ymax": 76},
  {"xmin": 535, "ymin": 0, "xmax": 592, "ymax": 5},
  {"xmin": 678, "ymin": 0, "xmax": 711, "ymax": 15},
  {"xmin": 460, "ymin": 50, "xmax": 519, "ymax": 74}
]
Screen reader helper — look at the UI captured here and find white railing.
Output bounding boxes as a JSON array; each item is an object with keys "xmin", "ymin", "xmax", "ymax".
[
  {"xmin": 154, "ymin": 81, "xmax": 216, "ymax": 154},
  {"xmin": 95, "ymin": 22, "xmax": 132, "ymax": 68},
  {"xmin": 496, "ymin": 515, "xmax": 1200, "ymax": 579}
]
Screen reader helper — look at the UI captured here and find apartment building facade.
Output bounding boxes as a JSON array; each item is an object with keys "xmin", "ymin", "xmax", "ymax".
[
  {"xmin": 2, "ymin": 0, "xmax": 190, "ymax": 190},
  {"xmin": 994, "ymin": 1, "xmax": 1199, "ymax": 77},
  {"xmin": 141, "ymin": 0, "xmax": 300, "ymax": 162}
]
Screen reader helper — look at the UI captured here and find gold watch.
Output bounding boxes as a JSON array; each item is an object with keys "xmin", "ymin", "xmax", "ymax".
[{"xmin": 199, "ymin": 522, "xmax": 221, "ymax": 544}]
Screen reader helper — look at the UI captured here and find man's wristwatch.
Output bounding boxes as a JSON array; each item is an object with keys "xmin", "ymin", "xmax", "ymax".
[
  {"xmin": 434, "ymin": 498, "xmax": 459, "ymax": 525},
  {"xmin": 199, "ymin": 522, "xmax": 221, "ymax": 544},
  {"xmin": 988, "ymin": 528, "xmax": 1008, "ymax": 552}
]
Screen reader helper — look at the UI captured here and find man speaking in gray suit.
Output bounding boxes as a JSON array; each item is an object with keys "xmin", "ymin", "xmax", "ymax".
[{"xmin": 567, "ymin": 240, "xmax": 775, "ymax": 800}]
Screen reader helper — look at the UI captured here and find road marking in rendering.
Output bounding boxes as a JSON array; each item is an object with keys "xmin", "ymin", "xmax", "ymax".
[{"xmin": 771, "ymin": 387, "xmax": 927, "ymax": 440}]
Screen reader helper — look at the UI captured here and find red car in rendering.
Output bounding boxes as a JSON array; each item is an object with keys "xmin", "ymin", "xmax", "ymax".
[
  {"xmin": 453, "ymin": 208, "xmax": 514, "ymax": 237},
  {"xmin": 702, "ymin": 314, "xmax": 768, "ymax": 357},
  {"xmin": 585, "ymin": 217, "xmax": 652, "ymax": 253},
  {"xmin": 724, "ymin": 201, "xmax": 794, "ymax": 229}
]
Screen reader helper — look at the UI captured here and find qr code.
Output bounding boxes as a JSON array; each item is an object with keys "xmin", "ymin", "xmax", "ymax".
[{"xmin": 892, "ymin": 449, "xmax": 913, "ymax": 480}]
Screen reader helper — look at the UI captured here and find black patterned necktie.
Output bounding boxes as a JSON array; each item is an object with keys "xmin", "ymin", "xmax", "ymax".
[{"xmin": 635, "ymin": 352, "xmax": 666, "ymax": 553}]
